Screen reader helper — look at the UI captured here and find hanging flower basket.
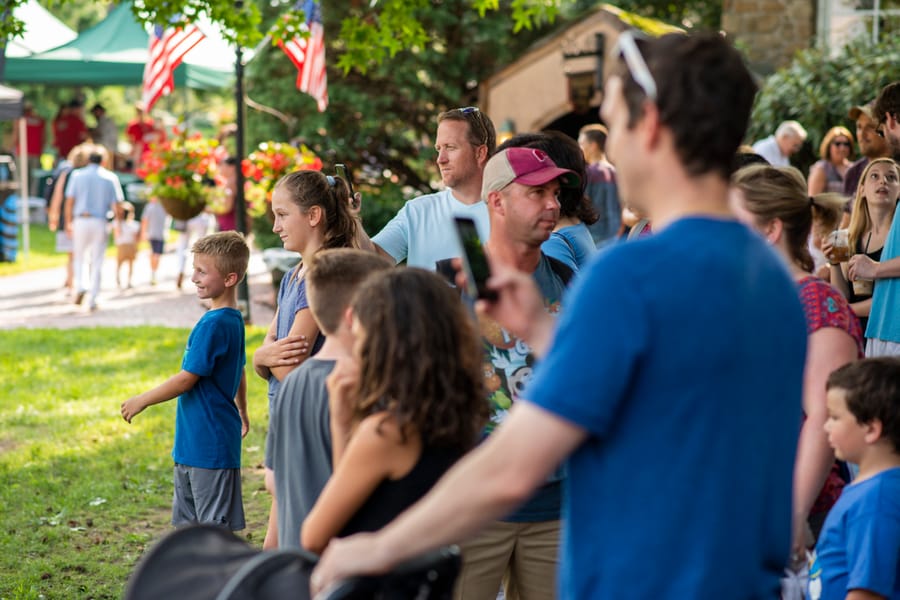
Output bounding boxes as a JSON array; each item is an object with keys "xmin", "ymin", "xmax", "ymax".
[
  {"xmin": 158, "ymin": 195, "xmax": 207, "ymax": 220},
  {"xmin": 242, "ymin": 142, "xmax": 322, "ymax": 219},
  {"xmin": 137, "ymin": 131, "xmax": 221, "ymax": 220}
]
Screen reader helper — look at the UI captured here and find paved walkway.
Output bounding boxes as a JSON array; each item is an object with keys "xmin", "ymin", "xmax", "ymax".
[{"xmin": 0, "ymin": 248, "xmax": 276, "ymax": 330}]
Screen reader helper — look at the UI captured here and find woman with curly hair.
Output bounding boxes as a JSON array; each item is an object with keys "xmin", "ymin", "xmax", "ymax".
[{"xmin": 301, "ymin": 268, "xmax": 489, "ymax": 554}]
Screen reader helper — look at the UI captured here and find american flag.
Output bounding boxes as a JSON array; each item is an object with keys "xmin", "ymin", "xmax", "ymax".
[
  {"xmin": 278, "ymin": 0, "xmax": 328, "ymax": 112},
  {"xmin": 142, "ymin": 23, "xmax": 206, "ymax": 111}
]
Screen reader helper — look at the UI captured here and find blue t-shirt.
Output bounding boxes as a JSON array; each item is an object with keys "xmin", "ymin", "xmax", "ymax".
[
  {"xmin": 267, "ymin": 266, "xmax": 325, "ymax": 405},
  {"xmin": 526, "ymin": 217, "xmax": 807, "ymax": 598},
  {"xmin": 174, "ymin": 307, "xmax": 246, "ymax": 469},
  {"xmin": 541, "ymin": 223, "xmax": 596, "ymax": 271},
  {"xmin": 808, "ymin": 467, "xmax": 900, "ymax": 600},
  {"xmin": 865, "ymin": 210, "xmax": 900, "ymax": 343},
  {"xmin": 372, "ymin": 188, "xmax": 489, "ymax": 269},
  {"xmin": 64, "ymin": 163, "xmax": 124, "ymax": 219}
]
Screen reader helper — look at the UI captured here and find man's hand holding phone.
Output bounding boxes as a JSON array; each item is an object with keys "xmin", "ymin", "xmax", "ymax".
[
  {"xmin": 474, "ymin": 262, "xmax": 555, "ymax": 358},
  {"xmin": 335, "ymin": 163, "xmax": 361, "ymax": 213}
]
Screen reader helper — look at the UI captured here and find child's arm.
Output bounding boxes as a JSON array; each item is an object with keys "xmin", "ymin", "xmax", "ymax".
[
  {"xmin": 325, "ymin": 357, "xmax": 360, "ymax": 466},
  {"xmin": 235, "ymin": 369, "xmax": 249, "ymax": 438},
  {"xmin": 792, "ymin": 327, "xmax": 859, "ymax": 556},
  {"xmin": 140, "ymin": 211, "xmax": 150, "ymax": 244},
  {"xmin": 300, "ymin": 415, "xmax": 407, "ymax": 554},
  {"xmin": 121, "ymin": 369, "xmax": 199, "ymax": 423},
  {"xmin": 252, "ymin": 314, "xmax": 279, "ymax": 380},
  {"xmin": 253, "ymin": 308, "xmax": 314, "ymax": 381}
]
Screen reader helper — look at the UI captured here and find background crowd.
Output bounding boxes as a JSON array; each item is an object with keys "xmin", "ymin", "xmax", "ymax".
[{"xmin": 39, "ymin": 30, "xmax": 900, "ymax": 600}]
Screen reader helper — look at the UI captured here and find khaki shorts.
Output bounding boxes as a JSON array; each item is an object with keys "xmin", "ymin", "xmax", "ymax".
[{"xmin": 117, "ymin": 243, "xmax": 137, "ymax": 261}]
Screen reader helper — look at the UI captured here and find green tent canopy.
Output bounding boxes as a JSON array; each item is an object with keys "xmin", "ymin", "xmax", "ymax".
[{"xmin": 2, "ymin": 1, "xmax": 233, "ymax": 89}]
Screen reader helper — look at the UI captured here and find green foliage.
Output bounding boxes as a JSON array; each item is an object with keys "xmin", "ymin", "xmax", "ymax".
[
  {"xmin": 45, "ymin": 0, "xmax": 107, "ymax": 32},
  {"xmin": 0, "ymin": 326, "xmax": 272, "ymax": 598},
  {"xmin": 748, "ymin": 36, "xmax": 900, "ymax": 174},
  {"xmin": 244, "ymin": 0, "xmax": 554, "ymax": 244},
  {"xmin": 3, "ymin": 0, "xmax": 568, "ymax": 73},
  {"xmin": 563, "ymin": 0, "xmax": 720, "ymax": 30}
]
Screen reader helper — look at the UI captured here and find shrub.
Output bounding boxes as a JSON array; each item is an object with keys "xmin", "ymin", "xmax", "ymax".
[{"xmin": 747, "ymin": 36, "xmax": 900, "ymax": 175}]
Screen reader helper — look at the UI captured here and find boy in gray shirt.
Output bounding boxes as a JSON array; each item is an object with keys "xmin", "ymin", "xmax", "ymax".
[{"xmin": 266, "ymin": 249, "xmax": 392, "ymax": 550}]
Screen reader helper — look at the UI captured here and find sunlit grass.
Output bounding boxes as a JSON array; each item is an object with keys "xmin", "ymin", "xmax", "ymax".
[{"xmin": 1, "ymin": 326, "xmax": 271, "ymax": 599}]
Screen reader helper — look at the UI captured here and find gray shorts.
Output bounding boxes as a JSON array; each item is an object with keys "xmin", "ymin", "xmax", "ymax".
[{"xmin": 172, "ymin": 464, "xmax": 245, "ymax": 531}]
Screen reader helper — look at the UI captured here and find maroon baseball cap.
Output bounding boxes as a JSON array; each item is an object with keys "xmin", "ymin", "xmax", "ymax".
[{"xmin": 481, "ymin": 148, "xmax": 579, "ymax": 198}]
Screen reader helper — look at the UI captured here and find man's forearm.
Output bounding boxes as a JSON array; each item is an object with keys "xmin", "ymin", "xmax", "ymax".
[
  {"xmin": 875, "ymin": 256, "xmax": 900, "ymax": 279},
  {"xmin": 354, "ymin": 217, "xmax": 377, "ymax": 253}
]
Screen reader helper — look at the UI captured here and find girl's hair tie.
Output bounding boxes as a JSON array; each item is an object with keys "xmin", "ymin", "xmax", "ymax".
[{"xmin": 326, "ymin": 175, "xmax": 336, "ymax": 188}]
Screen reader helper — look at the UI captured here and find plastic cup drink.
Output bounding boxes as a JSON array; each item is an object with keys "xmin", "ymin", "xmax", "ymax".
[
  {"xmin": 852, "ymin": 278, "xmax": 874, "ymax": 296},
  {"xmin": 828, "ymin": 229, "xmax": 851, "ymax": 263}
]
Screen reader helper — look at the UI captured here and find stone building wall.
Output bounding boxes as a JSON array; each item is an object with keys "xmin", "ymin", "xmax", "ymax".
[{"xmin": 722, "ymin": 0, "xmax": 815, "ymax": 74}]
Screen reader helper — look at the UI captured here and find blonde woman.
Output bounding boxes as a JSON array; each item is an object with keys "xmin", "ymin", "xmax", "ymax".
[
  {"xmin": 825, "ymin": 158, "xmax": 900, "ymax": 331},
  {"xmin": 807, "ymin": 126, "xmax": 854, "ymax": 196}
]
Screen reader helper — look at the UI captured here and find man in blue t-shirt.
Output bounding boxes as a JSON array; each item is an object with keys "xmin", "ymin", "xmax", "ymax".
[
  {"xmin": 310, "ymin": 33, "xmax": 808, "ymax": 599},
  {"xmin": 363, "ymin": 107, "xmax": 496, "ymax": 269}
]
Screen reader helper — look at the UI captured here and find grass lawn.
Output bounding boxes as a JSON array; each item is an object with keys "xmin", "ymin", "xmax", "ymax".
[
  {"xmin": 0, "ymin": 225, "xmax": 68, "ymax": 276},
  {"xmin": 0, "ymin": 326, "xmax": 271, "ymax": 599}
]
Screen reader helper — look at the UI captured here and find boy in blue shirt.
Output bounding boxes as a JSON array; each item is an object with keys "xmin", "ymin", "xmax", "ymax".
[
  {"xmin": 121, "ymin": 231, "xmax": 250, "ymax": 531},
  {"xmin": 808, "ymin": 357, "xmax": 900, "ymax": 600}
]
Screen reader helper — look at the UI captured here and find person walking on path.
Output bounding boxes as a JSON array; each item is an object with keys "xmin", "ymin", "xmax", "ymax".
[
  {"xmin": 64, "ymin": 148, "xmax": 123, "ymax": 310},
  {"xmin": 141, "ymin": 196, "xmax": 169, "ymax": 286}
]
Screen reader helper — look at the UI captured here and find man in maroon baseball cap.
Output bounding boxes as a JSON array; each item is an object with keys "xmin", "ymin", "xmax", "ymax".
[{"xmin": 481, "ymin": 147, "xmax": 579, "ymax": 198}]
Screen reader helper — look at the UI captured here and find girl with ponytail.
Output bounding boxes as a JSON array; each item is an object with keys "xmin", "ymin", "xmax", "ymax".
[{"xmin": 252, "ymin": 169, "xmax": 359, "ymax": 549}]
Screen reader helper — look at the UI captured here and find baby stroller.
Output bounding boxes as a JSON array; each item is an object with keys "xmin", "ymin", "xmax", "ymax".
[{"xmin": 123, "ymin": 524, "xmax": 461, "ymax": 600}]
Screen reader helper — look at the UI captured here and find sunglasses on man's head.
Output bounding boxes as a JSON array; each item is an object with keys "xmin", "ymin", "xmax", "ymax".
[
  {"xmin": 452, "ymin": 106, "xmax": 488, "ymax": 146},
  {"xmin": 615, "ymin": 30, "xmax": 657, "ymax": 102}
]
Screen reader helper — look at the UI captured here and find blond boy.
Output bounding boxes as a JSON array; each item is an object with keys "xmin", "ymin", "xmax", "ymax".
[{"xmin": 121, "ymin": 231, "xmax": 250, "ymax": 530}]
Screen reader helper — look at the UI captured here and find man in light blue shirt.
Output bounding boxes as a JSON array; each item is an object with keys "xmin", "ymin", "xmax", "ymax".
[
  {"xmin": 64, "ymin": 147, "xmax": 123, "ymax": 310},
  {"xmin": 369, "ymin": 107, "xmax": 495, "ymax": 269}
]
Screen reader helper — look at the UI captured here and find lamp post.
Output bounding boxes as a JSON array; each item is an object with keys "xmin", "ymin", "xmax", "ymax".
[{"xmin": 233, "ymin": 27, "xmax": 251, "ymax": 322}]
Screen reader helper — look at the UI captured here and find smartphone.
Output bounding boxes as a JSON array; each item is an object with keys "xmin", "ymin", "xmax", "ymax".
[
  {"xmin": 454, "ymin": 217, "xmax": 496, "ymax": 301},
  {"xmin": 334, "ymin": 163, "xmax": 358, "ymax": 210}
]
